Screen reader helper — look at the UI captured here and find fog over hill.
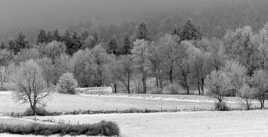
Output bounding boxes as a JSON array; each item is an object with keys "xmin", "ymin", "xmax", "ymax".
[{"xmin": 0, "ymin": 0, "xmax": 267, "ymax": 40}]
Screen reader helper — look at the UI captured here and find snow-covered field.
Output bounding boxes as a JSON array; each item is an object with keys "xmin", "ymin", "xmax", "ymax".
[
  {"xmin": 0, "ymin": 92, "xmax": 216, "ymax": 114},
  {"xmin": 1, "ymin": 91, "xmax": 268, "ymax": 137},
  {"xmin": 0, "ymin": 91, "xmax": 263, "ymax": 115},
  {"xmin": 33, "ymin": 110, "xmax": 268, "ymax": 137}
]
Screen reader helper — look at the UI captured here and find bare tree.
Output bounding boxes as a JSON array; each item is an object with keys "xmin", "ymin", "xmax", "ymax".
[{"xmin": 13, "ymin": 60, "xmax": 50, "ymax": 115}]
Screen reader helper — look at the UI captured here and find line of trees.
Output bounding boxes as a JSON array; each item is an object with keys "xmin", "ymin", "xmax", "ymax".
[{"xmin": 1, "ymin": 19, "xmax": 268, "ymax": 111}]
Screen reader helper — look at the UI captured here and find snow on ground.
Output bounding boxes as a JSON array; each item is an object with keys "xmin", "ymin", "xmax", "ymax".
[{"xmin": 36, "ymin": 110, "xmax": 268, "ymax": 137}]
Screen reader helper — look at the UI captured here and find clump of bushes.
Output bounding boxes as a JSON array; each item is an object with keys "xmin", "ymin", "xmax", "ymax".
[
  {"xmin": 23, "ymin": 107, "xmax": 49, "ymax": 116},
  {"xmin": 0, "ymin": 120, "xmax": 120, "ymax": 136},
  {"xmin": 163, "ymin": 83, "xmax": 184, "ymax": 94},
  {"xmin": 57, "ymin": 72, "xmax": 78, "ymax": 94}
]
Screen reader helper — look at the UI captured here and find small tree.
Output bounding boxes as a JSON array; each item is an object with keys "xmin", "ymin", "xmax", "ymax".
[
  {"xmin": 223, "ymin": 60, "xmax": 247, "ymax": 95},
  {"xmin": 13, "ymin": 60, "xmax": 49, "ymax": 115},
  {"xmin": 251, "ymin": 70, "xmax": 268, "ymax": 109},
  {"xmin": 57, "ymin": 72, "xmax": 78, "ymax": 94},
  {"xmin": 205, "ymin": 70, "xmax": 231, "ymax": 108},
  {"xmin": 239, "ymin": 84, "xmax": 255, "ymax": 110}
]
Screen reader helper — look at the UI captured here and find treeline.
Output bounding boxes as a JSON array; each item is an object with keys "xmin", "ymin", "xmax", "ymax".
[{"xmin": 1, "ymin": 18, "xmax": 268, "ymax": 109}]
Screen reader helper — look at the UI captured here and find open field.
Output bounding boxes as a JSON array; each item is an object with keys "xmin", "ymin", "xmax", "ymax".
[
  {"xmin": 1, "ymin": 110, "xmax": 268, "ymax": 137},
  {"xmin": 32, "ymin": 110, "xmax": 268, "ymax": 137},
  {"xmin": 1, "ymin": 91, "xmax": 268, "ymax": 137},
  {"xmin": 0, "ymin": 91, "xmax": 266, "ymax": 115}
]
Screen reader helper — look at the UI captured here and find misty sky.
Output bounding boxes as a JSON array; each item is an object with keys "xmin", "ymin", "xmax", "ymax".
[{"xmin": 0, "ymin": 0, "xmax": 218, "ymax": 31}]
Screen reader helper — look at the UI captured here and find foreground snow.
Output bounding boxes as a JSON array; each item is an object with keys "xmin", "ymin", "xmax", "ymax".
[{"xmin": 35, "ymin": 110, "xmax": 268, "ymax": 137}]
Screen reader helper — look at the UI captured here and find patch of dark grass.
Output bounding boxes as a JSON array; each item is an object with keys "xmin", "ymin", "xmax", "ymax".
[
  {"xmin": 23, "ymin": 107, "xmax": 50, "ymax": 116},
  {"xmin": 215, "ymin": 102, "xmax": 229, "ymax": 111},
  {"xmin": 9, "ymin": 107, "xmax": 217, "ymax": 117},
  {"xmin": 0, "ymin": 120, "xmax": 120, "ymax": 136}
]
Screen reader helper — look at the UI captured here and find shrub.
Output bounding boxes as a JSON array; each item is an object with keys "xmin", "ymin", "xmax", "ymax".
[
  {"xmin": 0, "ymin": 120, "xmax": 120, "ymax": 136},
  {"xmin": 214, "ymin": 102, "xmax": 229, "ymax": 111},
  {"xmin": 163, "ymin": 83, "xmax": 184, "ymax": 94},
  {"xmin": 57, "ymin": 72, "xmax": 78, "ymax": 94},
  {"xmin": 23, "ymin": 107, "xmax": 49, "ymax": 116}
]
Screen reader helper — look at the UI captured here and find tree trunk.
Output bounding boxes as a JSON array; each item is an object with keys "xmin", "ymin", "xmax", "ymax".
[
  {"xmin": 159, "ymin": 76, "xmax": 163, "ymax": 89},
  {"xmin": 260, "ymin": 99, "xmax": 265, "ymax": 109},
  {"xmin": 155, "ymin": 75, "xmax": 159, "ymax": 88},
  {"xmin": 201, "ymin": 78, "xmax": 205, "ymax": 95},
  {"xmin": 142, "ymin": 72, "xmax": 147, "ymax": 94},
  {"xmin": 114, "ymin": 83, "xmax": 117, "ymax": 93},
  {"xmin": 182, "ymin": 72, "xmax": 190, "ymax": 95},
  {"xmin": 197, "ymin": 80, "xmax": 201, "ymax": 95},
  {"xmin": 169, "ymin": 68, "xmax": 173, "ymax": 83},
  {"xmin": 245, "ymin": 99, "xmax": 250, "ymax": 110},
  {"xmin": 127, "ymin": 72, "xmax": 131, "ymax": 94},
  {"xmin": 30, "ymin": 103, "xmax": 37, "ymax": 116}
]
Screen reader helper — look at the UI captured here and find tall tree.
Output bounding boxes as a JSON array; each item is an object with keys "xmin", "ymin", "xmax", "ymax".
[
  {"xmin": 251, "ymin": 70, "xmax": 268, "ymax": 109},
  {"xmin": 39, "ymin": 41, "xmax": 66, "ymax": 64},
  {"xmin": 14, "ymin": 32, "xmax": 29, "ymax": 53},
  {"xmin": 180, "ymin": 19, "xmax": 202, "ymax": 41},
  {"xmin": 111, "ymin": 55, "xmax": 133, "ymax": 93},
  {"xmin": 91, "ymin": 45, "xmax": 110, "ymax": 86},
  {"xmin": 8, "ymin": 40, "xmax": 19, "ymax": 54},
  {"xmin": 37, "ymin": 29, "xmax": 47, "ymax": 44},
  {"xmin": 107, "ymin": 37, "xmax": 118, "ymax": 55},
  {"xmin": 132, "ymin": 40, "xmax": 150, "ymax": 93},
  {"xmin": 158, "ymin": 34, "xmax": 185, "ymax": 84},
  {"xmin": 136, "ymin": 22, "xmax": 149, "ymax": 40},
  {"xmin": 121, "ymin": 35, "xmax": 132, "ymax": 55},
  {"xmin": 224, "ymin": 26, "xmax": 259, "ymax": 76},
  {"xmin": 53, "ymin": 29, "xmax": 61, "ymax": 41},
  {"xmin": 205, "ymin": 70, "xmax": 231, "ymax": 103}
]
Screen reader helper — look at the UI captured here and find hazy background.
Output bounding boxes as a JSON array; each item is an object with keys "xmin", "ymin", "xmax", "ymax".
[{"xmin": 0, "ymin": 0, "xmax": 266, "ymax": 40}]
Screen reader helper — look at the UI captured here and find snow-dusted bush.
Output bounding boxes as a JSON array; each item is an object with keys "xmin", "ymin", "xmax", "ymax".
[
  {"xmin": 57, "ymin": 72, "xmax": 78, "ymax": 94},
  {"xmin": 163, "ymin": 83, "xmax": 184, "ymax": 94}
]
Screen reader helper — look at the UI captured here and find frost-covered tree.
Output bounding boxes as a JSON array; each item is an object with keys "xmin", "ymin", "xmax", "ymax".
[
  {"xmin": 239, "ymin": 84, "xmax": 255, "ymax": 110},
  {"xmin": 132, "ymin": 39, "xmax": 150, "ymax": 93},
  {"xmin": 223, "ymin": 60, "xmax": 247, "ymax": 95},
  {"xmin": 0, "ymin": 50, "xmax": 12, "ymax": 88},
  {"xmin": 91, "ymin": 45, "xmax": 111, "ymax": 86},
  {"xmin": 251, "ymin": 70, "xmax": 268, "ymax": 109},
  {"xmin": 39, "ymin": 41, "xmax": 66, "ymax": 63},
  {"xmin": 158, "ymin": 34, "xmax": 185, "ymax": 83},
  {"xmin": 111, "ymin": 55, "xmax": 133, "ymax": 93},
  {"xmin": 71, "ymin": 49, "xmax": 96, "ymax": 87},
  {"xmin": 186, "ymin": 41, "xmax": 210, "ymax": 94},
  {"xmin": 13, "ymin": 60, "xmax": 49, "ymax": 115},
  {"xmin": 205, "ymin": 70, "xmax": 231, "ymax": 103},
  {"xmin": 224, "ymin": 26, "xmax": 259, "ymax": 76},
  {"xmin": 14, "ymin": 48, "xmax": 41, "ymax": 63},
  {"xmin": 147, "ymin": 42, "xmax": 163, "ymax": 88}
]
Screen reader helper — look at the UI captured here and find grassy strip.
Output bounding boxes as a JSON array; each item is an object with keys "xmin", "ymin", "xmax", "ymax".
[
  {"xmin": 7, "ymin": 105, "xmax": 266, "ymax": 117},
  {"xmin": 0, "ymin": 120, "xmax": 119, "ymax": 136},
  {"xmin": 8, "ymin": 107, "xmax": 214, "ymax": 117}
]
